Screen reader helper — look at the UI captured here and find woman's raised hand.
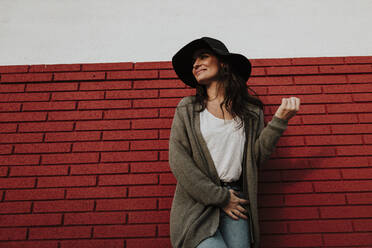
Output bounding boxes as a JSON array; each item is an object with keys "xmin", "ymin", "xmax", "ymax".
[
  {"xmin": 222, "ymin": 189, "xmax": 249, "ymax": 220},
  {"xmin": 274, "ymin": 97, "xmax": 300, "ymax": 121}
]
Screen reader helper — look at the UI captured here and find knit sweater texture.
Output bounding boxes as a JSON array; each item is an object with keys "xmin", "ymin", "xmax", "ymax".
[{"xmin": 168, "ymin": 95, "xmax": 288, "ymax": 248}]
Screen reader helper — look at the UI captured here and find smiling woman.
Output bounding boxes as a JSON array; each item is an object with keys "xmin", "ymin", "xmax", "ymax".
[{"xmin": 169, "ymin": 37, "xmax": 300, "ymax": 248}]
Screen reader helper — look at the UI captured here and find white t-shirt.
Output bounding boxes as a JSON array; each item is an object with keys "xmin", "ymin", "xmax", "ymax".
[{"xmin": 200, "ymin": 108, "xmax": 246, "ymax": 182}]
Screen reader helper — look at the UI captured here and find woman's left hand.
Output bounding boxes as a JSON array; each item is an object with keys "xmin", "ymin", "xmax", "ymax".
[{"xmin": 274, "ymin": 97, "xmax": 300, "ymax": 121}]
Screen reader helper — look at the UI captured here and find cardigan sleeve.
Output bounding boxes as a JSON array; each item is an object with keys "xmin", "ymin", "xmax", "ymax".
[
  {"xmin": 254, "ymin": 108, "xmax": 288, "ymax": 167},
  {"xmin": 168, "ymin": 105, "xmax": 230, "ymax": 208}
]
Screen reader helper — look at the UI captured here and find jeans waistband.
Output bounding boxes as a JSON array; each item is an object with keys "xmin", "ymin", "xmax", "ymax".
[{"xmin": 220, "ymin": 180, "xmax": 242, "ymax": 189}]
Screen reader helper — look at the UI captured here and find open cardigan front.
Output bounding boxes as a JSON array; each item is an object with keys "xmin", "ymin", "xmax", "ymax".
[{"xmin": 168, "ymin": 95, "xmax": 288, "ymax": 248}]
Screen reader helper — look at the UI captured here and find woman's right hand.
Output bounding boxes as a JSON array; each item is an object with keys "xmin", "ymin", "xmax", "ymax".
[{"xmin": 222, "ymin": 189, "xmax": 249, "ymax": 220}]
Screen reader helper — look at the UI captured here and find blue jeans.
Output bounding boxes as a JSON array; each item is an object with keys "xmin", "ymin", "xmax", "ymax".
[{"xmin": 197, "ymin": 186, "xmax": 251, "ymax": 248}]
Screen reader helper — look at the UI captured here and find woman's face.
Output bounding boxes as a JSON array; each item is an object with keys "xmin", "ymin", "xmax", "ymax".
[{"xmin": 192, "ymin": 49, "xmax": 221, "ymax": 85}]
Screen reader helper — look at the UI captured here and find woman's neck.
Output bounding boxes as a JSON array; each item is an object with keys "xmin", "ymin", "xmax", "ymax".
[{"xmin": 206, "ymin": 81, "xmax": 225, "ymax": 103}]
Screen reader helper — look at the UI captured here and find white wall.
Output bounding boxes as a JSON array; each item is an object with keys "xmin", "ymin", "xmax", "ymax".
[{"xmin": 0, "ymin": 0, "xmax": 371, "ymax": 65}]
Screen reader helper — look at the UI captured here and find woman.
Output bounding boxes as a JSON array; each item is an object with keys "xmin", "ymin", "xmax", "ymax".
[{"xmin": 169, "ymin": 37, "xmax": 300, "ymax": 248}]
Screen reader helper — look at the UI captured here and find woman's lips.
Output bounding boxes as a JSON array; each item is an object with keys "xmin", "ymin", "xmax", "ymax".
[{"xmin": 195, "ymin": 69, "xmax": 206, "ymax": 76}]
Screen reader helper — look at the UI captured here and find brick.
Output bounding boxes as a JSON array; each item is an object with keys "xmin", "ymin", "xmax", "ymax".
[
  {"xmin": 300, "ymin": 93, "xmax": 352, "ymax": 104},
  {"xmin": 0, "ymin": 65, "xmax": 28, "ymax": 73},
  {"xmin": 0, "ymin": 92, "xmax": 50, "ymax": 102},
  {"xmin": 273, "ymin": 147, "xmax": 336, "ymax": 158},
  {"xmin": 285, "ymin": 193, "xmax": 345, "ymax": 206},
  {"xmin": 323, "ymin": 83, "xmax": 372, "ymax": 93},
  {"xmin": 0, "ymin": 213, "xmax": 61, "ymax": 227},
  {"xmin": 247, "ymin": 76, "xmax": 293, "ymax": 86},
  {"xmin": 133, "ymin": 98, "xmax": 180, "ymax": 108},
  {"xmin": 70, "ymin": 163, "xmax": 129, "ymax": 175},
  {"xmin": 96, "ymin": 198, "xmax": 157, "ymax": 211},
  {"xmin": 159, "ymin": 70, "xmax": 177, "ymax": 78},
  {"xmin": 0, "ymin": 177, "xmax": 35, "ymax": 189},
  {"xmin": 324, "ymin": 233, "xmax": 372, "ymax": 246},
  {"xmin": 260, "ymin": 221, "xmax": 288, "ymax": 234},
  {"xmin": 82, "ymin": 62, "xmax": 133, "ymax": 71},
  {"xmin": 321, "ymin": 206, "xmax": 372, "ymax": 218},
  {"xmin": 331, "ymin": 124, "xmax": 372, "ymax": 134},
  {"xmin": 128, "ymin": 185, "xmax": 175, "ymax": 197},
  {"xmin": 276, "ymin": 136, "xmax": 305, "ymax": 147},
  {"xmin": 328, "ymin": 103, "xmax": 372, "ymax": 113},
  {"xmin": 102, "ymin": 130, "xmax": 158, "ymax": 140},
  {"xmin": 133, "ymin": 79, "xmax": 184, "ymax": 89},
  {"xmin": 52, "ymin": 91, "xmax": 104, "ymax": 100},
  {"xmin": 259, "ymin": 182, "xmax": 313, "ymax": 194},
  {"xmin": 10, "ymin": 165, "xmax": 68, "ymax": 177},
  {"xmin": 93, "ymin": 224, "xmax": 156, "ymax": 238},
  {"xmin": 353, "ymin": 219, "xmax": 372, "ymax": 231},
  {"xmin": 0, "ymin": 167, "xmax": 8, "ymax": 176},
  {"xmin": 0, "ymin": 102, "xmax": 21, "ymax": 112},
  {"xmin": 0, "ymin": 228, "xmax": 27, "ymax": 240},
  {"xmin": 159, "ymin": 89, "xmax": 195, "ymax": 98},
  {"xmin": 1, "ymin": 73, "xmax": 52, "ymax": 83},
  {"xmin": 37, "ymin": 175, "xmax": 96, "ymax": 187},
  {"xmin": 160, "ymin": 173, "xmax": 176, "ymax": 185},
  {"xmin": 268, "ymin": 85, "xmax": 322, "ymax": 95},
  {"xmin": 0, "ymin": 202, "xmax": 31, "ymax": 214},
  {"xmin": 342, "ymin": 168, "xmax": 372, "ymax": 179},
  {"xmin": 0, "ymin": 84, "xmax": 25, "ymax": 93},
  {"xmin": 78, "ymin": 100, "xmax": 131, "ymax": 110},
  {"xmin": 292, "ymin": 57, "xmax": 344, "ymax": 65},
  {"xmin": 259, "ymin": 195, "xmax": 285, "ymax": 207},
  {"xmin": 45, "ymin": 131, "xmax": 100, "ymax": 142},
  {"xmin": 75, "ymin": 120, "xmax": 130, "ymax": 130},
  {"xmin": 33, "ymin": 200, "xmax": 94, "ymax": 213},
  {"xmin": 158, "ymin": 223, "xmax": 169, "ymax": 236},
  {"xmin": 79, "ymin": 80, "xmax": 131, "ymax": 90},
  {"xmin": 48, "ymin": 110, "xmax": 102, "ymax": 121},
  {"xmin": 29, "ymin": 64, "xmax": 80, "ymax": 72},
  {"xmin": 251, "ymin": 58, "xmax": 292, "ymax": 66},
  {"xmin": 66, "ymin": 186, "xmax": 127, "ymax": 199},
  {"xmin": 258, "ymin": 170, "xmax": 281, "ymax": 182},
  {"xmin": 281, "ymin": 169, "xmax": 341, "ymax": 181},
  {"xmin": 0, "ymin": 112, "xmax": 47, "ymax": 122},
  {"xmin": 41, "ymin": 153, "xmax": 99, "ymax": 164},
  {"xmin": 294, "ymin": 75, "xmax": 347, "ymax": 84},
  {"xmin": 0, "ymin": 154, "xmax": 40, "ymax": 165},
  {"xmin": 65, "ymin": 212, "xmax": 125, "ymax": 225},
  {"xmin": 128, "ymin": 210, "xmax": 170, "ymax": 224},
  {"xmin": 98, "ymin": 174, "xmax": 157, "ymax": 186},
  {"xmin": 131, "ymin": 140, "xmax": 168, "ymax": 150},
  {"xmin": 0, "ymin": 133, "xmax": 43, "ymax": 143},
  {"xmin": 132, "ymin": 118, "xmax": 173, "ymax": 129},
  {"xmin": 29, "ymin": 226, "xmax": 91, "ymax": 239},
  {"xmin": 134, "ymin": 61, "xmax": 172, "ymax": 70},
  {"xmin": 266, "ymin": 65, "xmax": 318, "ymax": 75},
  {"xmin": 104, "ymin": 108, "xmax": 158, "ymax": 119},
  {"xmin": 314, "ymin": 180, "xmax": 372, "ymax": 192},
  {"xmin": 345, "ymin": 56, "xmax": 372, "ymax": 64},
  {"xmin": 302, "ymin": 114, "xmax": 357, "ymax": 124},
  {"xmin": 107, "ymin": 70, "xmax": 158, "ymax": 80},
  {"xmin": 0, "ymin": 123, "xmax": 17, "ymax": 133},
  {"xmin": 305, "ymin": 134, "xmax": 362, "ymax": 145},
  {"xmin": 347, "ymin": 192, "xmax": 372, "ymax": 204},
  {"xmin": 353, "ymin": 93, "xmax": 372, "ymax": 102},
  {"xmin": 106, "ymin": 89, "xmax": 158, "ymax": 99},
  {"xmin": 5, "ymin": 188, "xmax": 65, "ymax": 201},
  {"xmin": 0, "ymin": 144, "xmax": 12, "ymax": 154},
  {"xmin": 23, "ymin": 101, "xmax": 76, "ymax": 111},
  {"xmin": 54, "ymin": 72, "xmax": 105, "ymax": 81},
  {"xmin": 61, "ymin": 239, "xmax": 124, "ymax": 248},
  {"xmin": 14, "ymin": 143, "xmax": 71, "ymax": 154},
  {"xmin": 337, "ymin": 145, "xmax": 372, "ymax": 156},
  {"xmin": 130, "ymin": 161, "xmax": 170, "ymax": 173},
  {"xmin": 72, "ymin": 141, "xmax": 129, "ymax": 152},
  {"xmin": 159, "ymin": 197, "xmax": 173, "ymax": 209},
  {"xmin": 348, "ymin": 73, "xmax": 372, "ymax": 83},
  {"xmin": 320, "ymin": 64, "xmax": 372, "ymax": 74},
  {"xmin": 159, "ymin": 108, "xmax": 175, "ymax": 118},
  {"xmin": 19, "ymin": 122, "xmax": 73, "ymax": 132},
  {"xmin": 0, "ymin": 241, "xmax": 58, "ymax": 248},
  {"xmin": 100, "ymin": 151, "xmax": 157, "ymax": 162},
  {"xmin": 288, "ymin": 220, "xmax": 352, "ymax": 233},
  {"xmin": 261, "ymin": 233, "xmax": 316, "ymax": 248},
  {"xmin": 127, "ymin": 238, "xmax": 171, "ymax": 248},
  {"xmin": 260, "ymin": 207, "xmax": 319, "ymax": 220},
  {"xmin": 26, "ymin": 82, "xmax": 78, "ymax": 92},
  {"xmin": 159, "ymin": 150, "xmax": 168, "ymax": 161}
]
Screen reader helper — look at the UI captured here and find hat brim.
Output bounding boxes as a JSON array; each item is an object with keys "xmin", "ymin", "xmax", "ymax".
[{"xmin": 172, "ymin": 38, "xmax": 252, "ymax": 88}]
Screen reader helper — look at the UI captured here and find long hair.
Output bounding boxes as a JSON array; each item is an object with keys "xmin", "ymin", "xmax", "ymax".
[{"xmin": 193, "ymin": 56, "xmax": 264, "ymax": 130}]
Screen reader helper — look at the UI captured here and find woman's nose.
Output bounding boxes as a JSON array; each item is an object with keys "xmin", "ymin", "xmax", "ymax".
[{"xmin": 193, "ymin": 58, "xmax": 200, "ymax": 69}]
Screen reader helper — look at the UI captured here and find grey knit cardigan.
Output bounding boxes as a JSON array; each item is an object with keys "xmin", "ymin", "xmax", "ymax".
[{"xmin": 168, "ymin": 95, "xmax": 288, "ymax": 248}]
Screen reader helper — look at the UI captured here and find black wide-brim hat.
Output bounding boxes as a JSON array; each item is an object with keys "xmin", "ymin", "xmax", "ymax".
[{"xmin": 172, "ymin": 37, "xmax": 252, "ymax": 88}]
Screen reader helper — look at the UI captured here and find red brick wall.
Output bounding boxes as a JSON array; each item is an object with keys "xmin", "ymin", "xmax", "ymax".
[{"xmin": 0, "ymin": 56, "xmax": 371, "ymax": 247}]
